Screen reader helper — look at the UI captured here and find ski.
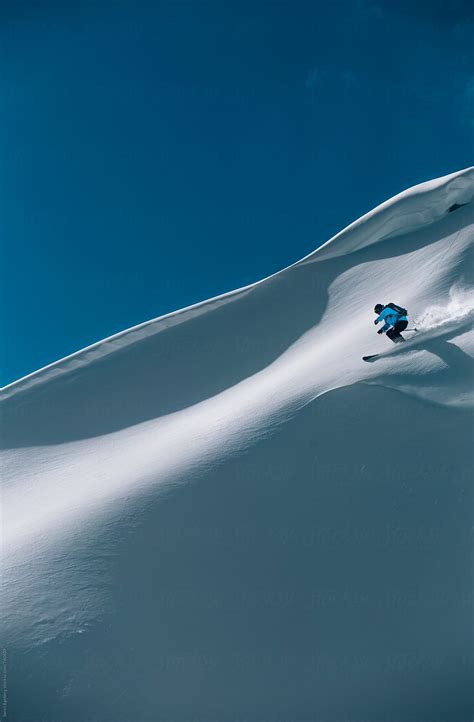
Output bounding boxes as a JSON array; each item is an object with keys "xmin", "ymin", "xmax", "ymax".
[
  {"xmin": 363, "ymin": 329, "xmax": 416, "ymax": 361},
  {"xmin": 361, "ymin": 318, "xmax": 469, "ymax": 363}
]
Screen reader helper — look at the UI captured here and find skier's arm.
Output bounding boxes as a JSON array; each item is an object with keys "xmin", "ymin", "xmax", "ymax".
[
  {"xmin": 374, "ymin": 309, "xmax": 391, "ymax": 333},
  {"xmin": 374, "ymin": 308, "xmax": 389, "ymax": 325}
]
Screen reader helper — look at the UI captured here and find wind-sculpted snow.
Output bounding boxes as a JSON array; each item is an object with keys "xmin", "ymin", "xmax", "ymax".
[
  {"xmin": 303, "ymin": 166, "xmax": 474, "ymax": 260},
  {"xmin": 1, "ymin": 168, "xmax": 473, "ymax": 722}
]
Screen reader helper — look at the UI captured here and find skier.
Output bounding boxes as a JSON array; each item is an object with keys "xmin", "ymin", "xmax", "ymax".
[{"xmin": 373, "ymin": 303, "xmax": 408, "ymax": 343}]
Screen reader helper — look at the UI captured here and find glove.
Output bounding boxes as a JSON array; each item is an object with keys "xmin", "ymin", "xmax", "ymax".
[
  {"xmin": 377, "ymin": 328, "xmax": 384, "ymax": 334},
  {"xmin": 374, "ymin": 320, "xmax": 379, "ymax": 325}
]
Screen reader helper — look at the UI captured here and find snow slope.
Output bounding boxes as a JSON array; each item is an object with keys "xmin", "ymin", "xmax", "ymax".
[{"xmin": 2, "ymin": 167, "xmax": 473, "ymax": 721}]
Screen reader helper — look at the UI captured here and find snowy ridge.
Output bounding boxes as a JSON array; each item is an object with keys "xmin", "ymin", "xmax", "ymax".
[
  {"xmin": 304, "ymin": 166, "xmax": 474, "ymax": 260},
  {"xmin": 2, "ymin": 167, "xmax": 473, "ymax": 722},
  {"xmin": 2, "ymin": 167, "xmax": 473, "ymax": 401}
]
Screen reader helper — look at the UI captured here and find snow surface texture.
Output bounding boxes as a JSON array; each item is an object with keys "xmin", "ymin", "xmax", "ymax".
[{"xmin": 2, "ymin": 168, "xmax": 474, "ymax": 722}]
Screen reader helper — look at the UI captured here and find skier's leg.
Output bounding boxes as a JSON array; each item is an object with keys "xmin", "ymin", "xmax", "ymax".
[
  {"xmin": 396, "ymin": 320, "xmax": 408, "ymax": 341},
  {"xmin": 386, "ymin": 327, "xmax": 401, "ymax": 342},
  {"xmin": 387, "ymin": 320, "xmax": 408, "ymax": 343}
]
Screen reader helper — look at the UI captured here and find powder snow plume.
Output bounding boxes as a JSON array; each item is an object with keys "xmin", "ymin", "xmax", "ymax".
[{"xmin": 415, "ymin": 284, "xmax": 474, "ymax": 331}]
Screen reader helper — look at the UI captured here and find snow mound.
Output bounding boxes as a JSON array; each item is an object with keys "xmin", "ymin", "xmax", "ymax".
[{"xmin": 2, "ymin": 167, "xmax": 473, "ymax": 722}]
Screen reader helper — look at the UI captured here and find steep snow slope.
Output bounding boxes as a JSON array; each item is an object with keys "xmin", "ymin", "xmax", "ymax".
[{"xmin": 2, "ymin": 168, "xmax": 473, "ymax": 722}]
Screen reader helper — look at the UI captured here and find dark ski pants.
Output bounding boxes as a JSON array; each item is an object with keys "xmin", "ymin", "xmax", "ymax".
[{"xmin": 387, "ymin": 319, "xmax": 408, "ymax": 343}]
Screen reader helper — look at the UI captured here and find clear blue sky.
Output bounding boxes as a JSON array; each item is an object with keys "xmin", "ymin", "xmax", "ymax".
[{"xmin": 1, "ymin": 0, "xmax": 473, "ymax": 385}]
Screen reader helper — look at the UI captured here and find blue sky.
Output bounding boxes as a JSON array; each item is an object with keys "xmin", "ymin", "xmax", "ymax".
[{"xmin": 1, "ymin": 0, "xmax": 473, "ymax": 385}]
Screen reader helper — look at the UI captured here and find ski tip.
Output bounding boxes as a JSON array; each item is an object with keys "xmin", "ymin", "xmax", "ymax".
[{"xmin": 362, "ymin": 355, "xmax": 378, "ymax": 362}]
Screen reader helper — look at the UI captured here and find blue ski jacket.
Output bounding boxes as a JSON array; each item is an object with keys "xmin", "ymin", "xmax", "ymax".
[{"xmin": 375, "ymin": 306, "xmax": 408, "ymax": 333}]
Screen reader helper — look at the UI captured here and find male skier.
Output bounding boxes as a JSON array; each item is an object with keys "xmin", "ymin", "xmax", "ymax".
[{"xmin": 373, "ymin": 303, "xmax": 408, "ymax": 343}]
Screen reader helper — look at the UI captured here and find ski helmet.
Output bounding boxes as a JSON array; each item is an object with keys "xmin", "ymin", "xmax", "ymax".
[{"xmin": 374, "ymin": 304, "xmax": 384, "ymax": 314}]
